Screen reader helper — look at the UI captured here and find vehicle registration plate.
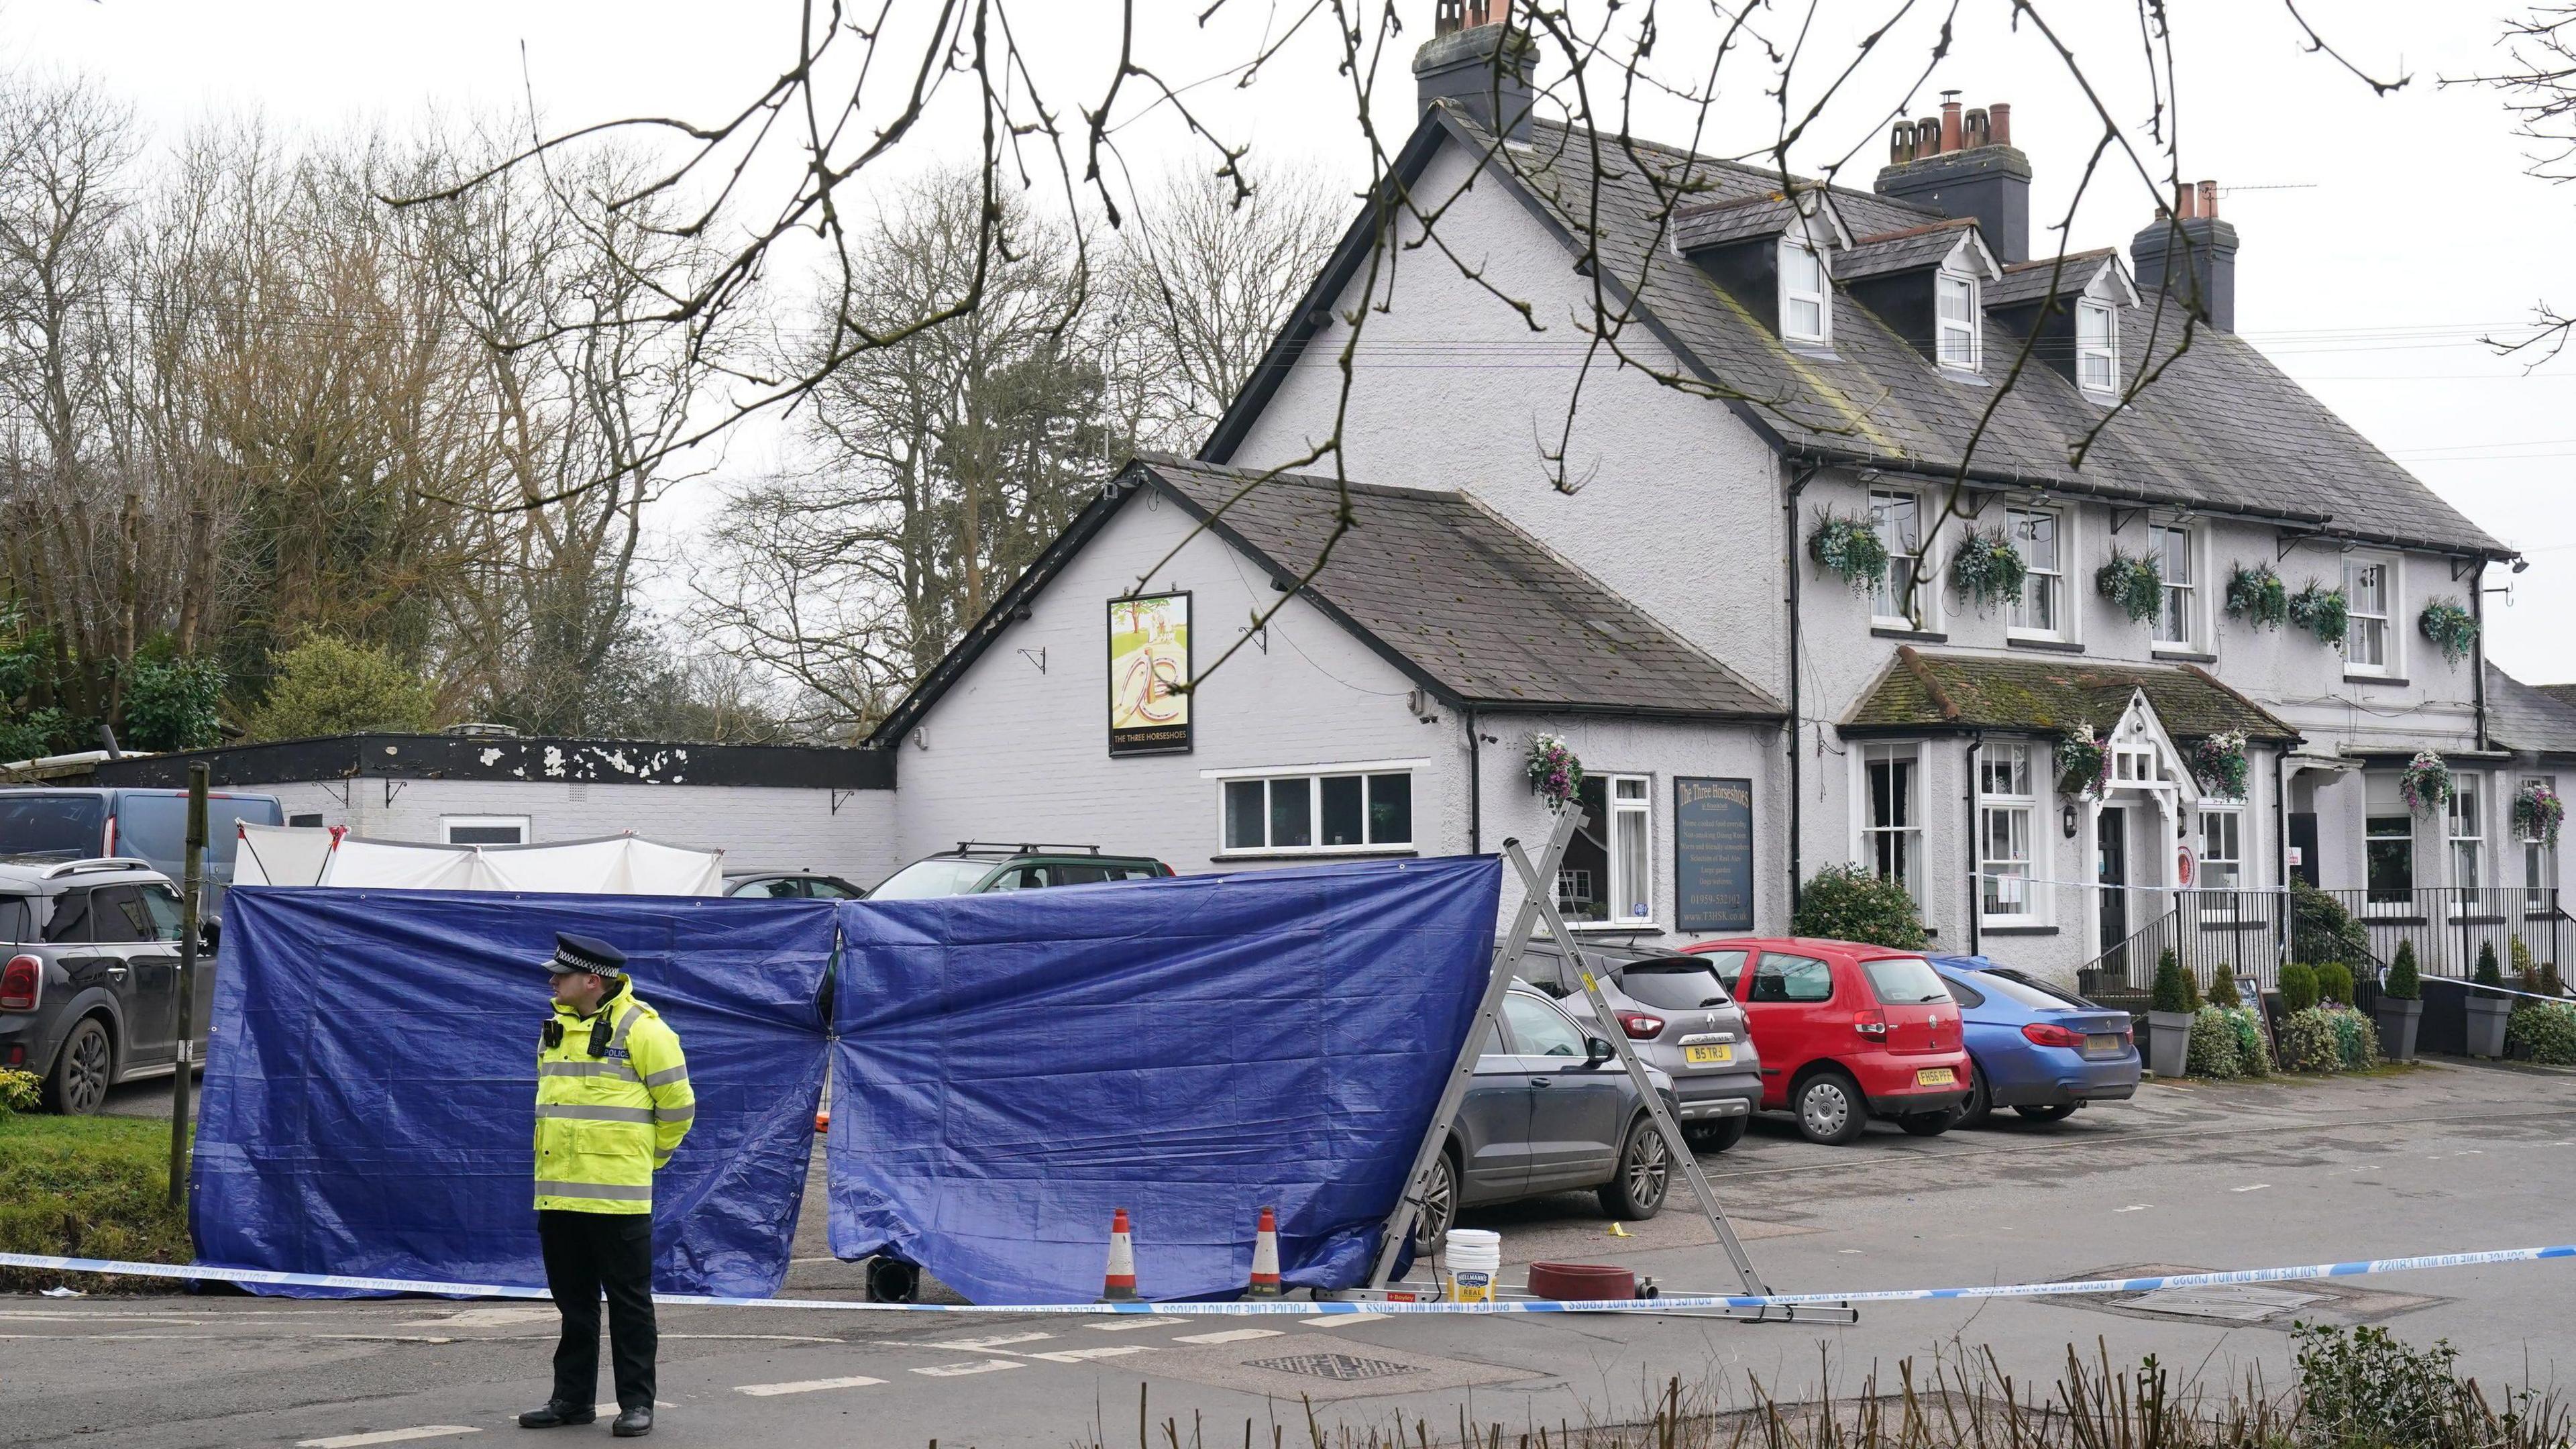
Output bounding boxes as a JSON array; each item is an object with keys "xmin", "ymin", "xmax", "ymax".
[
  {"xmin": 1684, "ymin": 1044, "xmax": 1733, "ymax": 1065},
  {"xmin": 2084, "ymin": 1034, "xmax": 2124, "ymax": 1057},
  {"xmin": 1915, "ymin": 1067, "xmax": 1956, "ymax": 1087}
]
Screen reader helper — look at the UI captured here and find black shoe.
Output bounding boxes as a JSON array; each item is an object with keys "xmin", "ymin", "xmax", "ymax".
[
  {"xmin": 612, "ymin": 1406, "xmax": 653, "ymax": 1437},
  {"xmin": 518, "ymin": 1400, "xmax": 596, "ymax": 1428}
]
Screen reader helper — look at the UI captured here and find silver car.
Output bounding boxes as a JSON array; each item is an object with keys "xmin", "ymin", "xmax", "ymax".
[{"xmin": 1520, "ymin": 942, "xmax": 1763, "ymax": 1150}]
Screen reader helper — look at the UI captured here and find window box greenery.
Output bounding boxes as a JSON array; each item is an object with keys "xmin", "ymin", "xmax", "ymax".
[
  {"xmin": 2094, "ymin": 548, "xmax": 2162, "ymax": 625},
  {"xmin": 2514, "ymin": 781, "xmax": 2565, "ymax": 850},
  {"xmin": 2398, "ymin": 751, "xmax": 2453, "ymax": 816},
  {"xmin": 2287, "ymin": 582, "xmax": 2348, "ymax": 647},
  {"xmin": 2224, "ymin": 562, "xmax": 2288, "ymax": 629},
  {"xmin": 1946, "ymin": 527, "xmax": 2027, "ymax": 610},
  {"xmin": 1806, "ymin": 511, "xmax": 1888, "ymax": 593},
  {"xmin": 2190, "ymin": 730, "xmax": 2249, "ymax": 800},
  {"xmin": 2417, "ymin": 597, "xmax": 2478, "ymax": 665}
]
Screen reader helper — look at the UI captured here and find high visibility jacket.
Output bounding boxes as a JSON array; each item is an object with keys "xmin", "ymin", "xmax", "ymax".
[{"xmin": 534, "ymin": 987, "xmax": 693, "ymax": 1214}]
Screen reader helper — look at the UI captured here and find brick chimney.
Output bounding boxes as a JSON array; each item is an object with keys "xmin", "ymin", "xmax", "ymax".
[
  {"xmin": 1415, "ymin": 2, "xmax": 1537, "ymax": 143},
  {"xmin": 1872, "ymin": 93, "xmax": 2031, "ymax": 264},
  {"xmin": 2129, "ymin": 180, "xmax": 2239, "ymax": 331}
]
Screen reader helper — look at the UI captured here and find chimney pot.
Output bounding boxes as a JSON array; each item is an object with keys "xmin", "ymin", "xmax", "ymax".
[
  {"xmin": 1874, "ymin": 97, "xmax": 2033, "ymax": 262},
  {"xmin": 1917, "ymin": 115, "xmax": 1941, "ymax": 154},
  {"xmin": 2197, "ymin": 180, "xmax": 2218, "ymax": 220},
  {"xmin": 2174, "ymin": 181, "xmax": 2196, "ymax": 220},
  {"xmin": 1939, "ymin": 94, "xmax": 1964, "ymax": 154},
  {"xmin": 1987, "ymin": 102, "xmax": 2010, "ymax": 148},
  {"xmin": 1436, "ymin": 0, "xmax": 1463, "ymax": 35},
  {"xmin": 1889, "ymin": 121, "xmax": 1914, "ymax": 166},
  {"xmin": 1964, "ymin": 107, "xmax": 1990, "ymax": 150}
]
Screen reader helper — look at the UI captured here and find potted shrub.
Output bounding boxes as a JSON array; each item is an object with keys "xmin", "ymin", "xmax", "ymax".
[
  {"xmin": 2279, "ymin": 962, "xmax": 2318, "ymax": 1013},
  {"xmin": 2467, "ymin": 942, "xmax": 2514, "ymax": 1059},
  {"xmin": 2308, "ymin": 959, "xmax": 2352, "ymax": 1007},
  {"xmin": 2147, "ymin": 947, "xmax": 2196, "ymax": 1078},
  {"xmin": 2377, "ymin": 940, "xmax": 2422, "ymax": 1063}
]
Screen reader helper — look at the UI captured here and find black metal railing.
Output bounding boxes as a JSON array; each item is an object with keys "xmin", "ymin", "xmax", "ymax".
[
  {"xmin": 2316, "ymin": 887, "xmax": 2572, "ymax": 979},
  {"xmin": 2076, "ymin": 888, "xmax": 2296, "ymax": 1001}
]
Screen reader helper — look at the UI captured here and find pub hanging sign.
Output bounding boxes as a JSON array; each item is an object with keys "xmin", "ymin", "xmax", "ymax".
[{"xmin": 1107, "ymin": 592, "xmax": 1193, "ymax": 756}]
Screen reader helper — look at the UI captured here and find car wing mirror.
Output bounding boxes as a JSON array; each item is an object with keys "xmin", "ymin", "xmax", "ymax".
[
  {"xmin": 199, "ymin": 918, "xmax": 220, "ymax": 953},
  {"xmin": 1584, "ymin": 1036, "xmax": 1616, "ymax": 1067}
]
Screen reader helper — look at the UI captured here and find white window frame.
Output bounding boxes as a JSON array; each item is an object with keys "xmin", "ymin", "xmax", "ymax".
[
  {"xmin": 2449, "ymin": 772, "xmax": 2485, "ymax": 894},
  {"xmin": 1868, "ymin": 488, "xmax": 1928, "ymax": 629},
  {"xmin": 2005, "ymin": 503, "xmax": 2068, "ymax": 641},
  {"xmin": 2076, "ymin": 298, "xmax": 2119, "ymax": 395},
  {"xmin": 2199, "ymin": 804, "xmax": 2245, "ymax": 893},
  {"xmin": 2149, "ymin": 521, "xmax": 2198, "ymax": 652},
  {"xmin": 1778, "ymin": 234, "xmax": 1830, "ymax": 345},
  {"xmin": 2362, "ymin": 771, "xmax": 2416, "ymax": 910},
  {"xmin": 2521, "ymin": 775, "xmax": 2559, "ymax": 902},
  {"xmin": 441, "ymin": 814, "xmax": 531, "ymax": 846},
  {"xmin": 2343, "ymin": 553, "xmax": 2396, "ymax": 676},
  {"xmin": 1935, "ymin": 269, "xmax": 1981, "ymax": 371},
  {"xmin": 1859, "ymin": 743, "xmax": 1925, "ymax": 916},
  {"xmin": 1205, "ymin": 759, "xmax": 1423, "ymax": 857},
  {"xmin": 1978, "ymin": 743, "xmax": 2044, "ymax": 925},
  {"xmin": 1600, "ymin": 774, "xmax": 1654, "ymax": 927}
]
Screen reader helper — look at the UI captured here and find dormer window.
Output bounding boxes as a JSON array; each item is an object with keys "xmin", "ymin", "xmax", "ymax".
[
  {"xmin": 2077, "ymin": 299, "xmax": 2118, "ymax": 394},
  {"xmin": 1935, "ymin": 271, "xmax": 1980, "ymax": 370},
  {"xmin": 1780, "ymin": 237, "xmax": 1829, "ymax": 343}
]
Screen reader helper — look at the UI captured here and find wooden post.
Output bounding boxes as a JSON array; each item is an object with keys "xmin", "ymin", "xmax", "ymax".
[{"xmin": 168, "ymin": 762, "xmax": 208, "ymax": 1210}]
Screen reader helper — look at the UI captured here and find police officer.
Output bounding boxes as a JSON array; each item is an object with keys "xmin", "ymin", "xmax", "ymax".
[{"xmin": 519, "ymin": 933, "xmax": 693, "ymax": 1438}]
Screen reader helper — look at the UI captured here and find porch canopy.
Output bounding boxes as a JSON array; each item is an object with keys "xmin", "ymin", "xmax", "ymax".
[{"xmin": 1843, "ymin": 647, "xmax": 2299, "ymax": 748}]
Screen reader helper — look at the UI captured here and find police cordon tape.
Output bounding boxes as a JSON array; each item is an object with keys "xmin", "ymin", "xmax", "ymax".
[{"xmin": 5, "ymin": 1244, "xmax": 2571, "ymax": 1314}]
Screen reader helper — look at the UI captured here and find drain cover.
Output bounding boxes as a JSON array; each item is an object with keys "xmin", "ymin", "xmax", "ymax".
[
  {"xmin": 2124, "ymin": 1284, "xmax": 2326, "ymax": 1324},
  {"xmin": 1244, "ymin": 1352, "xmax": 1421, "ymax": 1382}
]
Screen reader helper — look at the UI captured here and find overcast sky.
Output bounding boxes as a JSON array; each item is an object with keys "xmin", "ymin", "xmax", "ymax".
[{"xmin": 11, "ymin": 1, "xmax": 2574, "ymax": 682}]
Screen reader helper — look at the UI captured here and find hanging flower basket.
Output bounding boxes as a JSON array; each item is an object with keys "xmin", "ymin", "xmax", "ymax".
[
  {"xmin": 1525, "ymin": 733, "xmax": 1585, "ymax": 811},
  {"xmin": 2224, "ymin": 563, "xmax": 2288, "ymax": 629},
  {"xmin": 2398, "ymin": 751, "xmax": 2453, "ymax": 816},
  {"xmin": 1806, "ymin": 511, "xmax": 1890, "ymax": 594},
  {"xmin": 2055, "ymin": 722, "xmax": 2110, "ymax": 799},
  {"xmin": 2287, "ymin": 582, "xmax": 2348, "ymax": 648},
  {"xmin": 2516, "ymin": 780, "xmax": 2565, "ymax": 849},
  {"xmin": 2191, "ymin": 730, "xmax": 2250, "ymax": 800},
  {"xmin": 2418, "ymin": 597, "xmax": 2479, "ymax": 665},
  {"xmin": 2094, "ymin": 549, "xmax": 2162, "ymax": 625},
  {"xmin": 1947, "ymin": 527, "xmax": 2027, "ymax": 609}
]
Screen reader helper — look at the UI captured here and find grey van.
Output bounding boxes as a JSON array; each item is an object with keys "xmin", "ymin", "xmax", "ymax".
[{"xmin": 0, "ymin": 788, "xmax": 284, "ymax": 906}]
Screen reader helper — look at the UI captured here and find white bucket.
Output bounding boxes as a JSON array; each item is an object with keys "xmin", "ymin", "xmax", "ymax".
[{"xmin": 1444, "ymin": 1228, "xmax": 1501, "ymax": 1303}]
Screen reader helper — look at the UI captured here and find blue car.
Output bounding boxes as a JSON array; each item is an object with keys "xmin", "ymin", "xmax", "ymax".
[{"xmin": 1926, "ymin": 956, "xmax": 2140, "ymax": 1126}]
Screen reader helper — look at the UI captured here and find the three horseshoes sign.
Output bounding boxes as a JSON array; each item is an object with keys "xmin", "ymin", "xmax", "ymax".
[{"xmin": 1108, "ymin": 592, "xmax": 1193, "ymax": 757}]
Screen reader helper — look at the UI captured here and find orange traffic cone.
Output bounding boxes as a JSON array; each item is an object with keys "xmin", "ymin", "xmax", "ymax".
[
  {"xmin": 1097, "ymin": 1208, "xmax": 1139, "ymax": 1302},
  {"xmin": 1246, "ymin": 1206, "xmax": 1283, "ymax": 1298}
]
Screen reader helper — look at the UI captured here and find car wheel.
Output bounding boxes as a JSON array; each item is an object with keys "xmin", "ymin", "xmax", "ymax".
[
  {"xmin": 1597, "ymin": 1115, "xmax": 1670, "ymax": 1220},
  {"xmin": 44, "ymin": 1016, "xmax": 113, "ymax": 1116},
  {"xmin": 1793, "ymin": 1071, "xmax": 1868, "ymax": 1146},
  {"xmin": 2014, "ymin": 1103, "xmax": 2078, "ymax": 1124},
  {"xmin": 864, "ymin": 1258, "xmax": 920, "ymax": 1303},
  {"xmin": 1684, "ymin": 1117, "xmax": 1748, "ymax": 1153},
  {"xmin": 1898, "ymin": 1109, "xmax": 1958, "ymax": 1137},
  {"xmin": 1413, "ymin": 1149, "xmax": 1459, "ymax": 1252},
  {"xmin": 1955, "ymin": 1061, "xmax": 1993, "ymax": 1129}
]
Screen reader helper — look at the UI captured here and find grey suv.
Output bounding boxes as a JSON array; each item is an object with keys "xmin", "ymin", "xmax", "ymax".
[
  {"xmin": 0, "ymin": 859, "xmax": 214, "ymax": 1114},
  {"xmin": 1520, "ymin": 941, "xmax": 1763, "ymax": 1151}
]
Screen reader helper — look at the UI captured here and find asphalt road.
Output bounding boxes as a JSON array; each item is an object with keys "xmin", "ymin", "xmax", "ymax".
[{"xmin": 11, "ymin": 1060, "xmax": 2576, "ymax": 1448}]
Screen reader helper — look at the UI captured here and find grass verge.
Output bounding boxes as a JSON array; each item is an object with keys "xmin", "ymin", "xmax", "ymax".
[{"xmin": 0, "ymin": 1113, "xmax": 193, "ymax": 1292}]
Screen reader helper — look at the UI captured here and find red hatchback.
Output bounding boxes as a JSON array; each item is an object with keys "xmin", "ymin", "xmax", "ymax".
[{"xmin": 1680, "ymin": 938, "xmax": 1973, "ymax": 1144}]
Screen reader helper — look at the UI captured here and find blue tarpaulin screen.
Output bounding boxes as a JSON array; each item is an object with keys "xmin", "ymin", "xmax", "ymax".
[
  {"xmin": 827, "ymin": 856, "xmax": 1501, "ymax": 1304},
  {"xmin": 193, "ymin": 888, "xmax": 836, "ymax": 1298}
]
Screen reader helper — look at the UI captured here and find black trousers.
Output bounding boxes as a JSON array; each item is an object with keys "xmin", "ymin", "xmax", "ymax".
[{"xmin": 537, "ymin": 1209, "xmax": 657, "ymax": 1411}]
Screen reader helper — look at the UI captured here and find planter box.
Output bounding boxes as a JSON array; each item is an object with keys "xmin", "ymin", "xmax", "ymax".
[
  {"xmin": 2147, "ymin": 1010, "xmax": 2195, "ymax": 1077},
  {"xmin": 2465, "ymin": 996, "xmax": 2514, "ymax": 1059},
  {"xmin": 2375, "ymin": 998, "xmax": 2422, "ymax": 1063}
]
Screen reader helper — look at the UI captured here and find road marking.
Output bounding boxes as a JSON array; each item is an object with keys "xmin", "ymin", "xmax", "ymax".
[
  {"xmin": 2231, "ymin": 1184, "xmax": 2272, "ymax": 1193},
  {"xmin": 913, "ymin": 1358, "xmax": 1026, "ymax": 1377},
  {"xmin": 297, "ymin": 1430, "xmax": 482, "ymax": 1448},
  {"xmin": 916, "ymin": 1330, "xmax": 1052, "ymax": 1351},
  {"xmin": 2115, "ymin": 1204, "xmax": 2152, "ymax": 1213},
  {"xmin": 1301, "ymin": 1311, "xmax": 1389, "ymax": 1326},
  {"xmin": 735, "ymin": 1375, "xmax": 886, "ymax": 1397},
  {"xmin": 1083, "ymin": 1316, "xmax": 1185, "ymax": 1332},
  {"xmin": 1173, "ymin": 1328, "xmax": 1285, "ymax": 1345},
  {"xmin": 1028, "ymin": 1344, "xmax": 1156, "ymax": 1363}
]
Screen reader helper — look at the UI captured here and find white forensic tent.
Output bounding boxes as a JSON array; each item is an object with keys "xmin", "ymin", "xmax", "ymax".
[{"xmin": 235, "ymin": 824, "xmax": 724, "ymax": 896}]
